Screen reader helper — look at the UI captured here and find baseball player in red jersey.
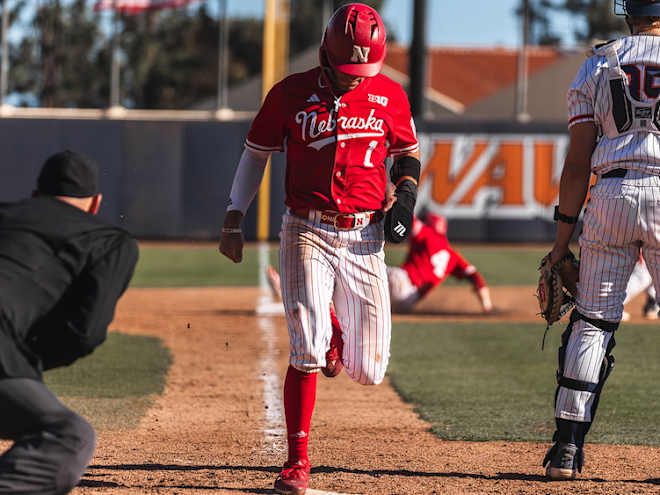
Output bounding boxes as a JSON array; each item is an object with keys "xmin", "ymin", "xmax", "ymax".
[
  {"xmin": 219, "ymin": 4, "xmax": 420, "ymax": 494},
  {"xmin": 389, "ymin": 213, "xmax": 492, "ymax": 313}
]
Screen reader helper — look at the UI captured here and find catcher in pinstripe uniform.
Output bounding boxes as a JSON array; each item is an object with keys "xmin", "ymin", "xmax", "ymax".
[{"xmin": 543, "ymin": 0, "xmax": 660, "ymax": 480}]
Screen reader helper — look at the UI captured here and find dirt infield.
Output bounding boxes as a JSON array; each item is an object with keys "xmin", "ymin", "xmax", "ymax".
[{"xmin": 73, "ymin": 286, "xmax": 660, "ymax": 494}]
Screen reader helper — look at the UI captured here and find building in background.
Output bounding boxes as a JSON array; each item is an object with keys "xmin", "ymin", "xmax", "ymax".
[
  {"xmin": 385, "ymin": 45, "xmax": 586, "ymax": 122},
  {"xmin": 193, "ymin": 43, "xmax": 586, "ymax": 123}
]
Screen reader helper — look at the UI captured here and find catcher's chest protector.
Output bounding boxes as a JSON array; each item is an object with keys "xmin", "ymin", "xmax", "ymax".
[{"xmin": 596, "ymin": 39, "xmax": 660, "ymax": 138}]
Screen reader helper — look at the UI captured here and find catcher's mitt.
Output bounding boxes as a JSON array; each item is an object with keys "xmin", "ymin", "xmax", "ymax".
[{"xmin": 536, "ymin": 251, "xmax": 579, "ymax": 329}]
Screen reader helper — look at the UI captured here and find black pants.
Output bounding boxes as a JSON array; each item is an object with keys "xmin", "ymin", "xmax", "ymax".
[{"xmin": 0, "ymin": 378, "xmax": 96, "ymax": 494}]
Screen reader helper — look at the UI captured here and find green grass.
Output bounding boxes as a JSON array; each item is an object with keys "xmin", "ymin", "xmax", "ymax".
[
  {"xmin": 132, "ymin": 245, "xmax": 279, "ymax": 287},
  {"xmin": 385, "ymin": 244, "xmax": 551, "ymax": 286},
  {"xmin": 388, "ymin": 321, "xmax": 660, "ymax": 446},
  {"xmin": 133, "ymin": 243, "xmax": 550, "ymax": 287},
  {"xmin": 44, "ymin": 332, "xmax": 172, "ymax": 430}
]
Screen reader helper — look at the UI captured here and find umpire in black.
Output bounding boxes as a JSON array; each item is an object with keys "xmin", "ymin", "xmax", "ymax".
[{"xmin": 0, "ymin": 150, "xmax": 138, "ymax": 494}]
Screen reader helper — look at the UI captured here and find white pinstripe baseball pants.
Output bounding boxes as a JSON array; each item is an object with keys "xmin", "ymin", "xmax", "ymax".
[
  {"xmin": 279, "ymin": 211, "xmax": 391, "ymax": 385},
  {"xmin": 556, "ymin": 170, "xmax": 660, "ymax": 422}
]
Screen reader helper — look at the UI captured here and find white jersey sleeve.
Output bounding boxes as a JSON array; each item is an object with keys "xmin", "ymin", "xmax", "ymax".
[{"xmin": 567, "ymin": 56, "xmax": 603, "ymax": 129}]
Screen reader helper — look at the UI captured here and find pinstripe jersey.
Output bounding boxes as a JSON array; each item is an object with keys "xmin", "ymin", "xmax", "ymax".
[{"xmin": 568, "ymin": 35, "xmax": 660, "ymax": 175}]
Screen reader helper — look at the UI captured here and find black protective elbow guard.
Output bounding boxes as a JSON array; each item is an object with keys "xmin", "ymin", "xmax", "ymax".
[{"xmin": 390, "ymin": 155, "xmax": 421, "ymax": 185}]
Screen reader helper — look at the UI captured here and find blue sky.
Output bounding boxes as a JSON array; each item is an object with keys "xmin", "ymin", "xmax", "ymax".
[
  {"xmin": 217, "ymin": 0, "xmax": 584, "ymax": 48},
  {"xmin": 382, "ymin": 0, "xmax": 580, "ymax": 47}
]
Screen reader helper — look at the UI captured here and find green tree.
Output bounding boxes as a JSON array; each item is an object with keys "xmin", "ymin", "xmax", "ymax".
[
  {"xmin": 516, "ymin": 0, "xmax": 562, "ymax": 45},
  {"xmin": 119, "ymin": 5, "xmax": 263, "ymax": 109},
  {"xmin": 10, "ymin": 0, "xmax": 107, "ymax": 107},
  {"xmin": 552, "ymin": 0, "xmax": 627, "ymax": 42},
  {"xmin": 120, "ymin": 7, "xmax": 213, "ymax": 108},
  {"xmin": 516, "ymin": 0, "xmax": 627, "ymax": 46},
  {"xmin": 4, "ymin": 0, "xmax": 390, "ymax": 109},
  {"xmin": 117, "ymin": 0, "xmax": 388, "ymax": 109}
]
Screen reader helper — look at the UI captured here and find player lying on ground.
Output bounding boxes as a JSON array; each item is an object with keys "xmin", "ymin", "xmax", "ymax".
[
  {"xmin": 267, "ymin": 212, "xmax": 493, "ymax": 315},
  {"xmin": 541, "ymin": 0, "xmax": 660, "ymax": 481},
  {"xmin": 386, "ymin": 212, "xmax": 492, "ymax": 314},
  {"xmin": 0, "ymin": 151, "xmax": 138, "ymax": 494},
  {"xmin": 219, "ymin": 4, "xmax": 420, "ymax": 494},
  {"xmin": 266, "ymin": 212, "xmax": 492, "ymax": 379},
  {"xmin": 621, "ymin": 252, "xmax": 658, "ymax": 321}
]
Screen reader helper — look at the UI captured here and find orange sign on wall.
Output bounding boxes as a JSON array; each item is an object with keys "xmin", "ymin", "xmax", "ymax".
[{"xmin": 419, "ymin": 134, "xmax": 569, "ymax": 219}]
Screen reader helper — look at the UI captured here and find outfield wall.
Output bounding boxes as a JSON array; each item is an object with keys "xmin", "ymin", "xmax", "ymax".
[
  {"xmin": 419, "ymin": 121, "xmax": 569, "ymax": 242},
  {"xmin": 0, "ymin": 117, "xmax": 569, "ymax": 242}
]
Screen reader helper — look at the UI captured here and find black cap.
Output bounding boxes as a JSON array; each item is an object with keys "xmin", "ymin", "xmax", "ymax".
[{"xmin": 37, "ymin": 150, "xmax": 99, "ymax": 198}]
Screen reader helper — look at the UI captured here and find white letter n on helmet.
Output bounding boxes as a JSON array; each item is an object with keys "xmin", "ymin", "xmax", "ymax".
[{"xmin": 351, "ymin": 45, "xmax": 370, "ymax": 63}]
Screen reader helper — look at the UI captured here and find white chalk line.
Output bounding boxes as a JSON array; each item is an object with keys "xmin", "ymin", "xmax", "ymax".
[
  {"xmin": 256, "ymin": 243, "xmax": 357, "ymax": 495},
  {"xmin": 306, "ymin": 490, "xmax": 361, "ymax": 495},
  {"xmin": 257, "ymin": 242, "xmax": 285, "ymax": 455}
]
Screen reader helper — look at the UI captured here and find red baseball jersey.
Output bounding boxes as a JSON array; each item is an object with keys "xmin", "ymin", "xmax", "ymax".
[
  {"xmin": 402, "ymin": 218, "xmax": 479, "ymax": 295},
  {"xmin": 245, "ymin": 67, "xmax": 419, "ymax": 213}
]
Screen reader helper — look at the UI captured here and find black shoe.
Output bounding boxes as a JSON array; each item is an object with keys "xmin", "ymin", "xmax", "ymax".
[
  {"xmin": 643, "ymin": 296, "xmax": 659, "ymax": 320},
  {"xmin": 543, "ymin": 442, "xmax": 581, "ymax": 480}
]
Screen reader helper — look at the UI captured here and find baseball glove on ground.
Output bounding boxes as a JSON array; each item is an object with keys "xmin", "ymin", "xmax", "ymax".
[{"xmin": 536, "ymin": 251, "xmax": 579, "ymax": 327}]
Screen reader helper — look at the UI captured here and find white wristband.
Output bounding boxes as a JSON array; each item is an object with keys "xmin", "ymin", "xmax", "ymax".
[{"xmin": 221, "ymin": 228, "xmax": 242, "ymax": 234}]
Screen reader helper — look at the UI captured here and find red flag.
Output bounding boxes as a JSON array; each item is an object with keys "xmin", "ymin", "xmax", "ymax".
[{"xmin": 94, "ymin": 0, "xmax": 199, "ymax": 14}]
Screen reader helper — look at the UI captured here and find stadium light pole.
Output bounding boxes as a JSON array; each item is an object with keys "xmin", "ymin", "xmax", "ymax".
[
  {"xmin": 0, "ymin": 0, "xmax": 8, "ymax": 108},
  {"xmin": 110, "ymin": 9, "xmax": 121, "ymax": 109},
  {"xmin": 409, "ymin": 0, "xmax": 427, "ymax": 121},
  {"xmin": 216, "ymin": 0, "xmax": 229, "ymax": 111},
  {"xmin": 515, "ymin": 0, "xmax": 530, "ymax": 122}
]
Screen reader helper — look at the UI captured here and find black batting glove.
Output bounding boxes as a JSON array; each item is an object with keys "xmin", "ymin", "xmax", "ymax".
[{"xmin": 384, "ymin": 181, "xmax": 416, "ymax": 243}]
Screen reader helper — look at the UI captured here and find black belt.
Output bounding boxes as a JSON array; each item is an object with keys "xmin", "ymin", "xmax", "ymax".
[{"xmin": 601, "ymin": 168, "xmax": 627, "ymax": 178}]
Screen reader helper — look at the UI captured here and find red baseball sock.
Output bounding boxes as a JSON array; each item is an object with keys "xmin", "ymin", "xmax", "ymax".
[
  {"xmin": 329, "ymin": 306, "xmax": 344, "ymax": 358},
  {"xmin": 330, "ymin": 306, "xmax": 341, "ymax": 334},
  {"xmin": 283, "ymin": 365, "xmax": 317, "ymax": 463}
]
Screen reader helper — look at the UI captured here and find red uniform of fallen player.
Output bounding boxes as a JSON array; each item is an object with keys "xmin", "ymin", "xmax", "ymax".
[
  {"xmin": 389, "ymin": 212, "xmax": 492, "ymax": 313},
  {"xmin": 268, "ymin": 212, "xmax": 493, "ymax": 314},
  {"xmin": 266, "ymin": 211, "xmax": 493, "ymax": 399}
]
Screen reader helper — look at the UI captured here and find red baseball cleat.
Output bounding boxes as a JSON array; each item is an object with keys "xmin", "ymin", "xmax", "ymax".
[
  {"xmin": 274, "ymin": 458, "xmax": 311, "ymax": 495},
  {"xmin": 322, "ymin": 311, "xmax": 344, "ymax": 378}
]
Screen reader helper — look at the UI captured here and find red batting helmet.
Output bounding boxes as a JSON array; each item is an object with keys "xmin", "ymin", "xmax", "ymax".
[
  {"xmin": 425, "ymin": 213, "xmax": 448, "ymax": 236},
  {"xmin": 320, "ymin": 3, "xmax": 387, "ymax": 78}
]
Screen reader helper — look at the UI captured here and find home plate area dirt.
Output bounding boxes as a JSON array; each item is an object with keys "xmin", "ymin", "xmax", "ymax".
[{"xmin": 72, "ymin": 287, "xmax": 660, "ymax": 494}]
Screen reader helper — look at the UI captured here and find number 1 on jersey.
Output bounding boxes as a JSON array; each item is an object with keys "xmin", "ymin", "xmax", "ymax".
[{"xmin": 363, "ymin": 140, "xmax": 378, "ymax": 168}]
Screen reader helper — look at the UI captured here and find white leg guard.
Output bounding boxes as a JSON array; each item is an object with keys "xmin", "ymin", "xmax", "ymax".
[{"xmin": 555, "ymin": 312, "xmax": 617, "ymax": 423}]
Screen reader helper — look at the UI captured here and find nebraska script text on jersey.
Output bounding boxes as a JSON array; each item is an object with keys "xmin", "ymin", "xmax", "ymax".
[{"xmin": 295, "ymin": 108, "xmax": 385, "ymax": 143}]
